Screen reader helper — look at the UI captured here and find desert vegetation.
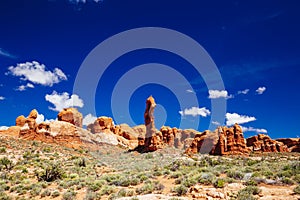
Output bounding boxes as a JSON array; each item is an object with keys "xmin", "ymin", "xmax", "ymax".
[{"xmin": 0, "ymin": 134, "xmax": 299, "ymax": 199}]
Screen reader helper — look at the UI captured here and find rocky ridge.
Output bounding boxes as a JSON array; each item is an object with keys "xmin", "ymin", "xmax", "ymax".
[{"xmin": 0, "ymin": 96, "xmax": 299, "ymax": 155}]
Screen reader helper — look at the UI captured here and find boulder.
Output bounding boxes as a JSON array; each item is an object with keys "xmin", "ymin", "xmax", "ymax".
[{"xmin": 57, "ymin": 108, "xmax": 83, "ymax": 127}]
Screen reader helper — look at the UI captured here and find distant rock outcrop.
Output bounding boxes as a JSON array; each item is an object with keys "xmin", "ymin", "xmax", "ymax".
[
  {"xmin": 185, "ymin": 130, "xmax": 219, "ymax": 155},
  {"xmin": 57, "ymin": 108, "xmax": 83, "ymax": 127},
  {"xmin": 210, "ymin": 124, "xmax": 250, "ymax": 155},
  {"xmin": 186, "ymin": 124, "xmax": 250, "ymax": 155},
  {"xmin": 276, "ymin": 138, "xmax": 300, "ymax": 152},
  {"xmin": 247, "ymin": 134, "xmax": 289, "ymax": 153}
]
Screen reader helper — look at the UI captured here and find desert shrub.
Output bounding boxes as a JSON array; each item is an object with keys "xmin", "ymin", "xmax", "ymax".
[
  {"xmin": 237, "ymin": 186, "xmax": 261, "ymax": 200},
  {"xmin": 75, "ymin": 158, "xmax": 86, "ymax": 167},
  {"xmin": 136, "ymin": 183, "xmax": 154, "ymax": 194},
  {"xmin": 0, "ymin": 157, "xmax": 13, "ymax": 171},
  {"xmin": 182, "ymin": 177, "xmax": 197, "ymax": 187},
  {"xmin": 62, "ymin": 191, "xmax": 77, "ymax": 200},
  {"xmin": 41, "ymin": 189, "xmax": 51, "ymax": 197},
  {"xmin": 0, "ymin": 192, "xmax": 12, "ymax": 200},
  {"xmin": 198, "ymin": 173, "xmax": 214, "ymax": 185},
  {"xmin": 282, "ymin": 177, "xmax": 294, "ymax": 185},
  {"xmin": 170, "ymin": 172, "xmax": 182, "ymax": 179},
  {"xmin": 213, "ymin": 178, "xmax": 226, "ymax": 188},
  {"xmin": 227, "ymin": 170, "xmax": 244, "ymax": 180},
  {"xmin": 36, "ymin": 162, "xmax": 63, "ymax": 182},
  {"xmin": 245, "ymin": 179, "xmax": 258, "ymax": 186},
  {"xmin": 29, "ymin": 184, "xmax": 42, "ymax": 196},
  {"xmin": 0, "ymin": 148, "xmax": 6, "ymax": 153},
  {"xmin": 51, "ymin": 190, "xmax": 60, "ymax": 198},
  {"xmin": 277, "ymin": 170, "xmax": 292, "ymax": 178},
  {"xmin": 173, "ymin": 184, "xmax": 188, "ymax": 196},
  {"xmin": 294, "ymin": 185, "xmax": 300, "ymax": 194},
  {"xmin": 293, "ymin": 174, "xmax": 300, "ymax": 183},
  {"xmin": 99, "ymin": 185, "xmax": 115, "ymax": 196},
  {"xmin": 88, "ymin": 180, "xmax": 105, "ymax": 192},
  {"xmin": 84, "ymin": 191, "xmax": 99, "ymax": 200}
]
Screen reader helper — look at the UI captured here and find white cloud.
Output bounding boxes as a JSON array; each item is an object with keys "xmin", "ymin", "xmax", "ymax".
[
  {"xmin": 226, "ymin": 113, "xmax": 256, "ymax": 126},
  {"xmin": 208, "ymin": 90, "xmax": 233, "ymax": 99},
  {"xmin": 0, "ymin": 48, "xmax": 16, "ymax": 59},
  {"xmin": 186, "ymin": 89, "xmax": 195, "ymax": 94},
  {"xmin": 212, "ymin": 121, "xmax": 220, "ymax": 126},
  {"xmin": 237, "ymin": 89, "xmax": 250, "ymax": 95},
  {"xmin": 36, "ymin": 113, "xmax": 45, "ymax": 124},
  {"xmin": 83, "ymin": 114, "xmax": 97, "ymax": 126},
  {"xmin": 256, "ymin": 86, "xmax": 266, "ymax": 95},
  {"xmin": 16, "ymin": 83, "xmax": 35, "ymax": 91},
  {"xmin": 45, "ymin": 91, "xmax": 84, "ymax": 111},
  {"xmin": 0, "ymin": 96, "xmax": 4, "ymax": 100},
  {"xmin": 0, "ymin": 126, "xmax": 9, "ymax": 131},
  {"xmin": 179, "ymin": 107, "xmax": 211, "ymax": 117},
  {"xmin": 242, "ymin": 126, "xmax": 267, "ymax": 133},
  {"xmin": 7, "ymin": 61, "xmax": 67, "ymax": 86}
]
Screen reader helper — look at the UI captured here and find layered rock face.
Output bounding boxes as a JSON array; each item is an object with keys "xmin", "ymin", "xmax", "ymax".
[
  {"xmin": 247, "ymin": 134, "xmax": 289, "ymax": 153},
  {"xmin": 57, "ymin": 108, "xmax": 83, "ymax": 127},
  {"xmin": 276, "ymin": 138, "xmax": 300, "ymax": 152}
]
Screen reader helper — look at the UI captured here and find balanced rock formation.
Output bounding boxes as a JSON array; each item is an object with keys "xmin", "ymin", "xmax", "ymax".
[
  {"xmin": 276, "ymin": 138, "xmax": 300, "ymax": 152},
  {"xmin": 57, "ymin": 108, "xmax": 83, "ymax": 127},
  {"xmin": 247, "ymin": 134, "xmax": 289, "ymax": 153}
]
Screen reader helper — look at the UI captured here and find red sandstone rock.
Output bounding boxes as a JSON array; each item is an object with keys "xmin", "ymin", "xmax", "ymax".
[
  {"xmin": 210, "ymin": 124, "xmax": 250, "ymax": 155},
  {"xmin": 57, "ymin": 108, "xmax": 83, "ymax": 127},
  {"xmin": 16, "ymin": 115, "xmax": 26, "ymax": 127},
  {"xmin": 185, "ymin": 130, "xmax": 219, "ymax": 154},
  {"xmin": 247, "ymin": 134, "xmax": 289, "ymax": 153},
  {"xmin": 276, "ymin": 138, "xmax": 300, "ymax": 152}
]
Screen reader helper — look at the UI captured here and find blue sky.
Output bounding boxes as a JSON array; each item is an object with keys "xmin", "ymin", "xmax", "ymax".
[{"xmin": 0, "ymin": 0, "xmax": 300, "ymax": 138}]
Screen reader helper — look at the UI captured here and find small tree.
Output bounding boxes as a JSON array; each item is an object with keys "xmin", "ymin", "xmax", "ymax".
[{"xmin": 36, "ymin": 162, "xmax": 63, "ymax": 182}]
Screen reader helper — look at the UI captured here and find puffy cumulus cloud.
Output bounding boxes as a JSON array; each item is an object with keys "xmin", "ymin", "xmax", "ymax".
[
  {"xmin": 0, "ymin": 126, "xmax": 9, "ymax": 131},
  {"xmin": 179, "ymin": 107, "xmax": 211, "ymax": 117},
  {"xmin": 16, "ymin": 83, "xmax": 35, "ymax": 91},
  {"xmin": 7, "ymin": 61, "xmax": 67, "ymax": 86},
  {"xmin": 242, "ymin": 126, "xmax": 267, "ymax": 133},
  {"xmin": 83, "ymin": 114, "xmax": 97, "ymax": 126},
  {"xmin": 226, "ymin": 113, "xmax": 256, "ymax": 126},
  {"xmin": 256, "ymin": 86, "xmax": 266, "ymax": 95},
  {"xmin": 45, "ymin": 91, "xmax": 84, "ymax": 112},
  {"xmin": 208, "ymin": 90, "xmax": 233, "ymax": 99},
  {"xmin": 237, "ymin": 89, "xmax": 250, "ymax": 95},
  {"xmin": 0, "ymin": 96, "xmax": 4, "ymax": 100}
]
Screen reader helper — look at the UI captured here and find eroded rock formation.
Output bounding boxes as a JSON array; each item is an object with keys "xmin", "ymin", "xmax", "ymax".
[
  {"xmin": 247, "ymin": 134, "xmax": 289, "ymax": 153},
  {"xmin": 210, "ymin": 124, "xmax": 250, "ymax": 155},
  {"xmin": 276, "ymin": 138, "xmax": 300, "ymax": 152},
  {"xmin": 57, "ymin": 108, "xmax": 83, "ymax": 127}
]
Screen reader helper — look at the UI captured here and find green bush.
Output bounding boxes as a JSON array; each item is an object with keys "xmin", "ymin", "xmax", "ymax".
[
  {"xmin": 0, "ymin": 147, "xmax": 6, "ymax": 153},
  {"xmin": 237, "ymin": 186, "xmax": 261, "ymax": 200},
  {"xmin": 282, "ymin": 177, "xmax": 294, "ymax": 185},
  {"xmin": 213, "ymin": 179, "xmax": 226, "ymax": 188},
  {"xmin": 36, "ymin": 162, "xmax": 63, "ymax": 182},
  {"xmin": 227, "ymin": 170, "xmax": 244, "ymax": 180},
  {"xmin": 0, "ymin": 157, "xmax": 13, "ymax": 171},
  {"xmin": 173, "ymin": 184, "xmax": 188, "ymax": 196},
  {"xmin": 62, "ymin": 191, "xmax": 77, "ymax": 200},
  {"xmin": 293, "ymin": 185, "xmax": 300, "ymax": 194}
]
